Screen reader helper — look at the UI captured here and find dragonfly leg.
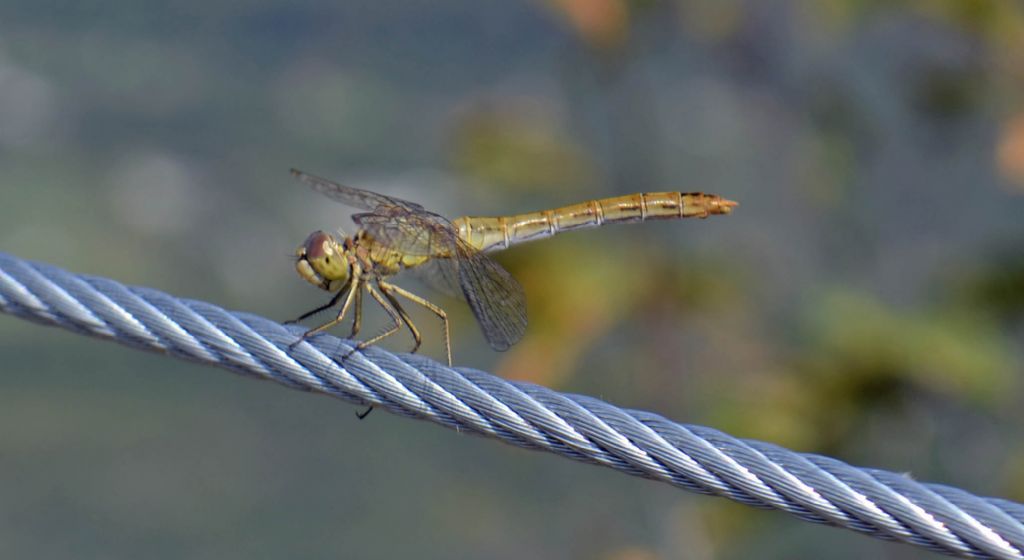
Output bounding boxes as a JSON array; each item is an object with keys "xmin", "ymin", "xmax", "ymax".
[
  {"xmin": 350, "ymin": 285, "xmax": 364, "ymax": 338},
  {"xmin": 380, "ymin": 281, "xmax": 452, "ymax": 367},
  {"xmin": 356, "ymin": 283, "xmax": 404, "ymax": 351},
  {"xmin": 334, "ymin": 282, "xmax": 402, "ymax": 421},
  {"xmin": 378, "ymin": 282, "xmax": 422, "ymax": 355},
  {"xmin": 297, "ymin": 276, "xmax": 361, "ymax": 342},
  {"xmin": 286, "ymin": 278, "xmax": 352, "ymax": 324}
]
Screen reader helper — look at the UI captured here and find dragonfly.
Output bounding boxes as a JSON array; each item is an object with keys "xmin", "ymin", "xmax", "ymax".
[{"xmin": 289, "ymin": 168, "xmax": 737, "ymax": 369}]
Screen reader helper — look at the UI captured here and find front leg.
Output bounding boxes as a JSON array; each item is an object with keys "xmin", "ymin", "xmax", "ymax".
[
  {"xmin": 292, "ymin": 276, "xmax": 362, "ymax": 347},
  {"xmin": 286, "ymin": 279, "xmax": 351, "ymax": 324},
  {"xmin": 350, "ymin": 285, "xmax": 364, "ymax": 338}
]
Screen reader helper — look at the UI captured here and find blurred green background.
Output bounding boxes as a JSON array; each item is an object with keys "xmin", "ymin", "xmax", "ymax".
[{"xmin": 2, "ymin": 1, "xmax": 1023, "ymax": 558}]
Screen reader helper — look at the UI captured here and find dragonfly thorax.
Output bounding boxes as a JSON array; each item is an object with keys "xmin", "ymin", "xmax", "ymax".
[{"xmin": 295, "ymin": 230, "xmax": 351, "ymax": 292}]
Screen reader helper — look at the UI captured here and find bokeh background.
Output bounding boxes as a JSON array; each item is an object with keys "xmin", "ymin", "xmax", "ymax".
[{"xmin": 2, "ymin": 1, "xmax": 1023, "ymax": 558}]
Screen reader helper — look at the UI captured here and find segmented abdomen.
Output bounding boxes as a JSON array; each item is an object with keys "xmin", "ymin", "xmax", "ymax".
[{"xmin": 453, "ymin": 192, "xmax": 737, "ymax": 252}]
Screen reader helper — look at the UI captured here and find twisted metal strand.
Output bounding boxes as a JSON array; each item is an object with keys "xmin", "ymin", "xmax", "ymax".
[{"xmin": 1, "ymin": 251, "xmax": 1022, "ymax": 559}]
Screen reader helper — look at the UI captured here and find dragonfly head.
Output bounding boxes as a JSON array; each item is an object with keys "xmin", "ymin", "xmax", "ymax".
[{"xmin": 295, "ymin": 231, "xmax": 349, "ymax": 292}]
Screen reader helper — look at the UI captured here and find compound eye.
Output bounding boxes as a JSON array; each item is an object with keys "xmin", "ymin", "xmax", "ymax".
[{"xmin": 303, "ymin": 231, "xmax": 332, "ymax": 259}]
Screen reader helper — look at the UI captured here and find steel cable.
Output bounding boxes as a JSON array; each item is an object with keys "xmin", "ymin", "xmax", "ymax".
[{"xmin": 1, "ymin": 251, "xmax": 1022, "ymax": 559}]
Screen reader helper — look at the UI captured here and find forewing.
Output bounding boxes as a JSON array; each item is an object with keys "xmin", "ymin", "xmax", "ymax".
[{"xmin": 291, "ymin": 168, "xmax": 424, "ymax": 212}]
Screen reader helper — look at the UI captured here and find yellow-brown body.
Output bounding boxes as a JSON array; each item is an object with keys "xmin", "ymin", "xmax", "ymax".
[{"xmin": 292, "ymin": 186, "xmax": 736, "ymax": 368}]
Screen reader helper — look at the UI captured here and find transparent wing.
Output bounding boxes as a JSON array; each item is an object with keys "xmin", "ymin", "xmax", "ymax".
[
  {"xmin": 453, "ymin": 245, "xmax": 527, "ymax": 351},
  {"xmin": 409, "ymin": 241, "xmax": 526, "ymax": 351},
  {"xmin": 291, "ymin": 168, "xmax": 425, "ymax": 212},
  {"xmin": 410, "ymin": 256, "xmax": 464, "ymax": 300}
]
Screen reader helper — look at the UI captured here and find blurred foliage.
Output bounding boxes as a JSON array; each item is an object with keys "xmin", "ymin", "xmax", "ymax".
[
  {"xmin": 807, "ymin": 290, "xmax": 1013, "ymax": 403},
  {"xmin": 796, "ymin": 290, "xmax": 1015, "ymax": 448},
  {"xmin": 543, "ymin": 0, "xmax": 635, "ymax": 51},
  {"xmin": 998, "ymin": 112, "xmax": 1024, "ymax": 191},
  {"xmin": 951, "ymin": 249, "xmax": 1024, "ymax": 323},
  {"xmin": 448, "ymin": 102, "xmax": 597, "ymax": 193},
  {"xmin": 809, "ymin": 0, "xmax": 1024, "ymax": 44}
]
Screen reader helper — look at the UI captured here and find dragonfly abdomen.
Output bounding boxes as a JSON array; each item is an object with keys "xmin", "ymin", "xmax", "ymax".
[{"xmin": 454, "ymin": 192, "xmax": 736, "ymax": 252}]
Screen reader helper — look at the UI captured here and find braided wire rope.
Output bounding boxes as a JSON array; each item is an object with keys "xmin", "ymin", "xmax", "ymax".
[{"xmin": 1, "ymin": 251, "xmax": 1022, "ymax": 558}]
